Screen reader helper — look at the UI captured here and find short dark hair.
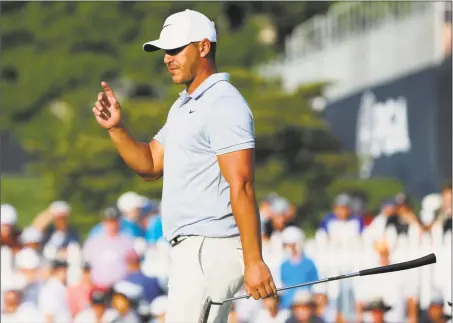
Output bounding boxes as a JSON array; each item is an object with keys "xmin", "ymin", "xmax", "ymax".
[
  {"xmin": 207, "ymin": 42, "xmax": 216, "ymax": 61},
  {"xmin": 442, "ymin": 179, "xmax": 452, "ymax": 192}
]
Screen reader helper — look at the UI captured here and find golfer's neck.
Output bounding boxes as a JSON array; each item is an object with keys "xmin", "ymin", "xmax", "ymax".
[{"xmin": 186, "ymin": 65, "xmax": 217, "ymax": 95}]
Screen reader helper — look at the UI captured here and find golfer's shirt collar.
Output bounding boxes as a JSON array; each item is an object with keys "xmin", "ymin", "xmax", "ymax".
[{"xmin": 178, "ymin": 73, "xmax": 230, "ymax": 104}]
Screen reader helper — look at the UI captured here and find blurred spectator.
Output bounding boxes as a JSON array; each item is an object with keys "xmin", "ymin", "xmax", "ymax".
[
  {"xmin": 262, "ymin": 220, "xmax": 284, "ymax": 289},
  {"xmin": 420, "ymin": 294, "xmax": 452, "ymax": 323},
  {"xmin": 83, "ymin": 206, "xmax": 135, "ymax": 289},
  {"xmin": 67, "ymin": 262, "xmax": 94, "ymax": 317},
  {"xmin": 89, "ymin": 192, "xmax": 145, "ymax": 239},
  {"xmin": 280, "ymin": 226, "xmax": 319, "ymax": 309},
  {"xmin": 1, "ymin": 277, "xmax": 44, "ymax": 323},
  {"xmin": 39, "ymin": 201, "xmax": 81, "ymax": 254},
  {"xmin": 74, "ymin": 289, "xmax": 118, "ymax": 323},
  {"xmin": 37, "ymin": 259, "xmax": 71, "ymax": 323},
  {"xmin": 148, "ymin": 295, "xmax": 167, "ymax": 323},
  {"xmin": 123, "ymin": 249, "xmax": 165, "ymax": 303},
  {"xmin": 144, "ymin": 202, "xmax": 164, "ymax": 244},
  {"xmin": 251, "ymin": 295, "xmax": 290, "ymax": 323},
  {"xmin": 313, "ymin": 285, "xmax": 340, "ymax": 323},
  {"xmin": 111, "ymin": 281, "xmax": 142, "ymax": 323},
  {"xmin": 14, "ymin": 248, "xmax": 43, "ymax": 306},
  {"xmin": 363, "ymin": 199, "xmax": 398, "ymax": 247},
  {"xmin": 354, "ymin": 241, "xmax": 418, "ymax": 323},
  {"xmin": 19, "ymin": 227, "xmax": 43, "ymax": 253},
  {"xmin": 0, "ymin": 204, "xmax": 22, "ymax": 253},
  {"xmin": 394, "ymin": 193, "xmax": 421, "ymax": 233},
  {"xmin": 362, "ymin": 299, "xmax": 392, "ymax": 323},
  {"xmin": 319, "ymin": 194, "xmax": 364, "ymax": 242},
  {"xmin": 430, "ymin": 182, "xmax": 452, "ymax": 237},
  {"xmin": 420, "ymin": 194, "xmax": 443, "ymax": 229},
  {"xmin": 286, "ymin": 290, "xmax": 325, "ymax": 323}
]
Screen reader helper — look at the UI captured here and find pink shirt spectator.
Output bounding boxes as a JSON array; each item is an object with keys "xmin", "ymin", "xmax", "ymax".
[
  {"xmin": 67, "ymin": 282, "xmax": 92, "ymax": 317},
  {"xmin": 83, "ymin": 234, "xmax": 135, "ymax": 288}
]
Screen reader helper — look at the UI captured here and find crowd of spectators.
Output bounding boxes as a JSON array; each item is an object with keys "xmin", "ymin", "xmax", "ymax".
[{"xmin": 1, "ymin": 183, "xmax": 451, "ymax": 323}]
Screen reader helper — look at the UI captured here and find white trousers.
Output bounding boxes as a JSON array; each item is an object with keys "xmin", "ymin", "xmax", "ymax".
[{"xmin": 165, "ymin": 236, "xmax": 245, "ymax": 323}]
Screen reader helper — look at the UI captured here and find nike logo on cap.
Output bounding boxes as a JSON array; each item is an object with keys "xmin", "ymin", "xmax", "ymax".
[{"xmin": 189, "ymin": 110, "xmax": 195, "ymax": 114}]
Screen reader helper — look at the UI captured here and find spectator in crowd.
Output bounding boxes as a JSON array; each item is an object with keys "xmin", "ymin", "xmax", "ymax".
[
  {"xmin": 88, "ymin": 193, "xmax": 145, "ymax": 239},
  {"xmin": 430, "ymin": 182, "xmax": 452, "ymax": 237},
  {"xmin": 286, "ymin": 290, "xmax": 325, "ymax": 323},
  {"xmin": 74, "ymin": 289, "xmax": 119, "ymax": 323},
  {"xmin": 0, "ymin": 204, "xmax": 22, "ymax": 253},
  {"xmin": 144, "ymin": 202, "xmax": 164, "ymax": 245},
  {"xmin": 312, "ymin": 285, "xmax": 341, "ymax": 323},
  {"xmin": 419, "ymin": 194, "xmax": 443, "ymax": 229},
  {"xmin": 1, "ymin": 277, "xmax": 44, "ymax": 323},
  {"xmin": 67, "ymin": 262, "xmax": 94, "ymax": 317},
  {"xmin": 393, "ymin": 193, "xmax": 422, "ymax": 233},
  {"xmin": 19, "ymin": 227, "xmax": 43, "ymax": 253},
  {"xmin": 319, "ymin": 194, "xmax": 364, "ymax": 243},
  {"xmin": 83, "ymin": 206, "xmax": 135, "ymax": 289},
  {"xmin": 123, "ymin": 249, "xmax": 165, "ymax": 303},
  {"xmin": 39, "ymin": 201, "xmax": 81, "ymax": 253},
  {"xmin": 354, "ymin": 241, "xmax": 418, "ymax": 323},
  {"xmin": 362, "ymin": 299, "xmax": 392, "ymax": 323},
  {"xmin": 252, "ymin": 295, "xmax": 290, "ymax": 323},
  {"xmin": 420, "ymin": 295, "xmax": 452, "ymax": 323},
  {"xmin": 148, "ymin": 295, "xmax": 167, "ymax": 323},
  {"xmin": 111, "ymin": 281, "xmax": 142, "ymax": 323},
  {"xmin": 363, "ymin": 199, "xmax": 398, "ymax": 248},
  {"xmin": 261, "ymin": 219, "xmax": 284, "ymax": 289},
  {"xmin": 37, "ymin": 259, "xmax": 71, "ymax": 323},
  {"xmin": 14, "ymin": 248, "xmax": 43, "ymax": 306},
  {"xmin": 280, "ymin": 226, "xmax": 319, "ymax": 310}
]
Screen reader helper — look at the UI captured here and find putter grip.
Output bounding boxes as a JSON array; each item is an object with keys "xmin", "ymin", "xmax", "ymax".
[{"xmin": 359, "ymin": 253, "xmax": 436, "ymax": 277}]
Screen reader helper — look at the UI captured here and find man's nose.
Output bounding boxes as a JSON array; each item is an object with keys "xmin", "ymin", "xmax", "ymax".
[{"xmin": 164, "ymin": 53, "xmax": 173, "ymax": 65}]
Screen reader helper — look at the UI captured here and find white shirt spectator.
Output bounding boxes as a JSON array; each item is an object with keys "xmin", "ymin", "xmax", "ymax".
[
  {"xmin": 74, "ymin": 308, "xmax": 119, "ymax": 323},
  {"xmin": 354, "ymin": 259, "xmax": 418, "ymax": 323},
  {"xmin": 1, "ymin": 302, "xmax": 45, "ymax": 323},
  {"xmin": 251, "ymin": 308, "xmax": 291, "ymax": 323},
  {"xmin": 38, "ymin": 277, "xmax": 71, "ymax": 322}
]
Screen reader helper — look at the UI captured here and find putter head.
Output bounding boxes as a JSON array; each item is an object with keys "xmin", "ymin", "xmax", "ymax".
[{"xmin": 199, "ymin": 296, "xmax": 213, "ymax": 323}]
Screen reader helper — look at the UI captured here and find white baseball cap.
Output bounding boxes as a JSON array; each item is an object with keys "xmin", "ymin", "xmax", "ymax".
[
  {"xmin": 143, "ymin": 9, "xmax": 216, "ymax": 52},
  {"xmin": 20, "ymin": 226, "xmax": 43, "ymax": 244},
  {"xmin": 49, "ymin": 201, "xmax": 71, "ymax": 216},
  {"xmin": 150, "ymin": 295, "xmax": 168, "ymax": 316},
  {"xmin": 1, "ymin": 204, "xmax": 17, "ymax": 225},
  {"xmin": 113, "ymin": 280, "xmax": 143, "ymax": 300},
  {"xmin": 117, "ymin": 192, "xmax": 148, "ymax": 213},
  {"xmin": 16, "ymin": 248, "xmax": 41, "ymax": 270},
  {"xmin": 281, "ymin": 226, "xmax": 305, "ymax": 245}
]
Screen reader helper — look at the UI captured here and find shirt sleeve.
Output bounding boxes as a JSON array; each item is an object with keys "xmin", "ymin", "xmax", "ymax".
[
  {"xmin": 153, "ymin": 123, "xmax": 167, "ymax": 145},
  {"xmin": 205, "ymin": 96, "xmax": 255, "ymax": 155}
]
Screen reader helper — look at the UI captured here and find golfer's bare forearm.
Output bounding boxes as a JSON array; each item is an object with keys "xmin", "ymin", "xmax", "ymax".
[
  {"xmin": 230, "ymin": 182, "xmax": 263, "ymax": 264},
  {"xmin": 107, "ymin": 124, "xmax": 158, "ymax": 179}
]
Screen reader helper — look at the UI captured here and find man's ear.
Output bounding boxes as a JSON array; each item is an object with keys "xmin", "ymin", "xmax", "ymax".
[{"xmin": 199, "ymin": 39, "xmax": 211, "ymax": 58}]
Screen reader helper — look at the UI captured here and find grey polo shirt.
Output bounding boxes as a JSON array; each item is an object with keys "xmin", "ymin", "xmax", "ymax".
[{"xmin": 153, "ymin": 73, "xmax": 255, "ymax": 241}]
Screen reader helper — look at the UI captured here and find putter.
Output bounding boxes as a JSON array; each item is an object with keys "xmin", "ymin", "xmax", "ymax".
[{"xmin": 199, "ymin": 253, "xmax": 436, "ymax": 323}]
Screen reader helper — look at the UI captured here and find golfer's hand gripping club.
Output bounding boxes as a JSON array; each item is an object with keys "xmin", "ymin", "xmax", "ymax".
[{"xmin": 199, "ymin": 253, "xmax": 436, "ymax": 323}]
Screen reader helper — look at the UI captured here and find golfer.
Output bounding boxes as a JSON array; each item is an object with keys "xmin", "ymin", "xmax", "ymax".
[{"xmin": 92, "ymin": 9, "xmax": 277, "ymax": 322}]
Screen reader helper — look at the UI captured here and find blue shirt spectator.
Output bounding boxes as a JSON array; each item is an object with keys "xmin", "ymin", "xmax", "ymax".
[
  {"xmin": 280, "ymin": 255, "xmax": 319, "ymax": 309},
  {"xmin": 279, "ymin": 226, "xmax": 319, "ymax": 309},
  {"xmin": 123, "ymin": 250, "xmax": 165, "ymax": 303},
  {"xmin": 145, "ymin": 215, "xmax": 163, "ymax": 244},
  {"xmin": 319, "ymin": 194, "xmax": 364, "ymax": 237}
]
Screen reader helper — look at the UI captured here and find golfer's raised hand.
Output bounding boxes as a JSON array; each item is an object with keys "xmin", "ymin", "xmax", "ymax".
[
  {"xmin": 244, "ymin": 260, "xmax": 277, "ymax": 300},
  {"xmin": 92, "ymin": 82, "xmax": 122, "ymax": 130}
]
